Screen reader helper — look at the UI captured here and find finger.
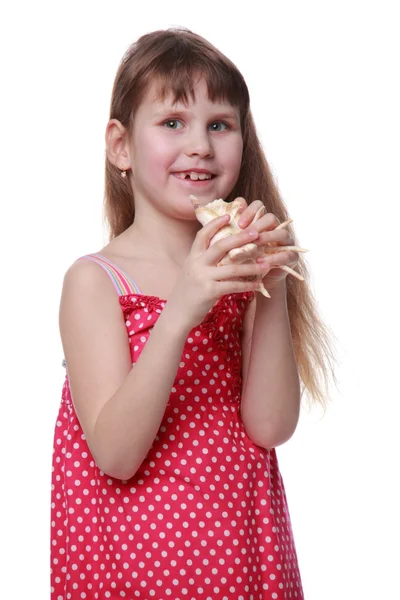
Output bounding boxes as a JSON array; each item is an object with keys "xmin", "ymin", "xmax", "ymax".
[
  {"xmin": 238, "ymin": 200, "xmax": 265, "ymax": 229},
  {"xmin": 211, "ymin": 261, "xmax": 272, "ymax": 281},
  {"xmin": 203, "ymin": 227, "xmax": 259, "ymax": 266},
  {"xmin": 192, "ymin": 214, "xmax": 231, "ymax": 253},
  {"xmin": 230, "ymin": 196, "xmax": 248, "ymax": 214},
  {"xmin": 250, "ymin": 211, "xmax": 280, "ymax": 232},
  {"xmin": 217, "ymin": 279, "xmax": 261, "ymax": 296},
  {"xmin": 255, "ymin": 229, "xmax": 293, "ymax": 247},
  {"xmin": 258, "ymin": 250, "xmax": 299, "ymax": 268},
  {"xmin": 262, "ymin": 244, "xmax": 308, "ymax": 254}
]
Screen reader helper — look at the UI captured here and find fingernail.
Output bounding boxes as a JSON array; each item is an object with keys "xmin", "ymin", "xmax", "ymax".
[{"xmin": 247, "ymin": 229, "xmax": 258, "ymax": 237}]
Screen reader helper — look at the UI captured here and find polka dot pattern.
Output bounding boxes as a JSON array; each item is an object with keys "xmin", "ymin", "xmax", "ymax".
[{"xmin": 51, "ymin": 293, "xmax": 303, "ymax": 598}]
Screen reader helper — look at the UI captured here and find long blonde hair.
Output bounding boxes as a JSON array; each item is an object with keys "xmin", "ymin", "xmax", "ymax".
[{"xmin": 104, "ymin": 28, "xmax": 337, "ymax": 408}]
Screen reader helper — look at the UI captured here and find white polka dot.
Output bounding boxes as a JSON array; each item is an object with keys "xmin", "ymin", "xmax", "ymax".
[{"xmin": 51, "ymin": 293, "xmax": 301, "ymax": 597}]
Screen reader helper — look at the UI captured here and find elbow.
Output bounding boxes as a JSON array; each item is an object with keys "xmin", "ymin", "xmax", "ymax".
[
  {"xmin": 97, "ymin": 457, "xmax": 139, "ymax": 481},
  {"xmin": 242, "ymin": 417, "xmax": 299, "ymax": 450},
  {"xmin": 249, "ymin": 428, "xmax": 296, "ymax": 450},
  {"xmin": 91, "ymin": 422, "xmax": 143, "ymax": 481},
  {"xmin": 92, "ymin": 447, "xmax": 141, "ymax": 481}
]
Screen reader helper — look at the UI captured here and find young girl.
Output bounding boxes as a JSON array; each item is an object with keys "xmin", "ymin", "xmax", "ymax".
[{"xmin": 51, "ymin": 28, "xmax": 335, "ymax": 600}]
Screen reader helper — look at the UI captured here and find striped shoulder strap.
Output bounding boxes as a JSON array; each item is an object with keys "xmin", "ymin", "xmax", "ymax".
[{"xmin": 78, "ymin": 253, "xmax": 142, "ymax": 296}]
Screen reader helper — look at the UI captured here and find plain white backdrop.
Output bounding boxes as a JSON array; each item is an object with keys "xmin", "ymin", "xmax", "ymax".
[{"xmin": 1, "ymin": 1, "xmax": 399, "ymax": 598}]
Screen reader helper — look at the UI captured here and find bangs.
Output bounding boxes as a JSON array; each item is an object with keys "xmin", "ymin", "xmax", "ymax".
[
  {"xmin": 140, "ymin": 36, "xmax": 250, "ymax": 116},
  {"xmin": 153, "ymin": 66, "xmax": 248, "ymax": 112}
]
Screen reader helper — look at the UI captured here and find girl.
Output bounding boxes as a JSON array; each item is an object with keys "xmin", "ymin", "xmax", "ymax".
[{"xmin": 51, "ymin": 28, "xmax": 335, "ymax": 599}]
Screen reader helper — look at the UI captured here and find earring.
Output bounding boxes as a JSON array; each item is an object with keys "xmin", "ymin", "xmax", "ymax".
[{"xmin": 120, "ymin": 170, "xmax": 127, "ymax": 178}]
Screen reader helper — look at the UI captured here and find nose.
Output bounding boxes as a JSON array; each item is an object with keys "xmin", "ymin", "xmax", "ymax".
[{"xmin": 185, "ymin": 127, "xmax": 214, "ymax": 159}]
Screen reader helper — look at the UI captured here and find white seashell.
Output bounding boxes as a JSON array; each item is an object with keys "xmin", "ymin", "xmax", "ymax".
[{"xmin": 191, "ymin": 195, "xmax": 307, "ymax": 298}]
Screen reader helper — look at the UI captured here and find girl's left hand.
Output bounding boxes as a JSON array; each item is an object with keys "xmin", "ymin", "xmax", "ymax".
[{"xmin": 234, "ymin": 198, "xmax": 300, "ymax": 290}]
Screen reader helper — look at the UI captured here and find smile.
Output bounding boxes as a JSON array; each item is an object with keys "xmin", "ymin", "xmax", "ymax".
[{"xmin": 172, "ymin": 171, "xmax": 215, "ymax": 181}]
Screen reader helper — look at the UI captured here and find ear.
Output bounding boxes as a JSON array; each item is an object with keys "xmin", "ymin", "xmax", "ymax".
[{"xmin": 105, "ymin": 119, "xmax": 132, "ymax": 171}]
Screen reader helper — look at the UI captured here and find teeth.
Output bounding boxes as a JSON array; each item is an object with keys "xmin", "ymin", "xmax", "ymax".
[
  {"xmin": 176, "ymin": 172, "xmax": 212, "ymax": 180},
  {"xmin": 189, "ymin": 172, "xmax": 212, "ymax": 180}
]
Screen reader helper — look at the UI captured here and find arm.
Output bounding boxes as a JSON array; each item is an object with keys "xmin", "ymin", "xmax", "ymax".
[
  {"xmin": 240, "ymin": 281, "xmax": 301, "ymax": 449},
  {"xmin": 59, "ymin": 260, "xmax": 190, "ymax": 481},
  {"xmin": 60, "ymin": 218, "xmax": 272, "ymax": 480}
]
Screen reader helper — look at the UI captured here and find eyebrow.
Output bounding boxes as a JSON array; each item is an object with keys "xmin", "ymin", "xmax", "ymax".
[
  {"xmin": 152, "ymin": 109, "xmax": 240, "ymax": 122},
  {"xmin": 211, "ymin": 112, "xmax": 240, "ymax": 121}
]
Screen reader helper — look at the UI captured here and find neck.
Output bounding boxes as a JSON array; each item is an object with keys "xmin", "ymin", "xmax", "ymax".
[{"xmin": 124, "ymin": 202, "xmax": 201, "ymax": 266}]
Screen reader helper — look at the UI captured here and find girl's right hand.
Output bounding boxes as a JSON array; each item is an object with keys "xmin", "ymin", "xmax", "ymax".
[{"xmin": 165, "ymin": 215, "xmax": 269, "ymax": 331}]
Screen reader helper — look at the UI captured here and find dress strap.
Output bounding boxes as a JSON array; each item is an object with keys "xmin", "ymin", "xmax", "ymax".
[{"xmin": 78, "ymin": 253, "xmax": 142, "ymax": 296}]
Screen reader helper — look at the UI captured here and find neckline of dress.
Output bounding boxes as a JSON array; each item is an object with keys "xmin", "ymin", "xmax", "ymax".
[
  {"xmin": 120, "ymin": 292, "xmax": 167, "ymax": 302},
  {"xmin": 119, "ymin": 292, "xmax": 252, "ymax": 307}
]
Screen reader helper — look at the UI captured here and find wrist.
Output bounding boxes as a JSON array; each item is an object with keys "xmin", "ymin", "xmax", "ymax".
[
  {"xmin": 159, "ymin": 303, "xmax": 194, "ymax": 338},
  {"xmin": 257, "ymin": 279, "xmax": 288, "ymax": 311}
]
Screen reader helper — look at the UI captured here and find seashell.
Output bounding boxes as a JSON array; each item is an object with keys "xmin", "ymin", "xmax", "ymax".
[{"xmin": 190, "ymin": 195, "xmax": 308, "ymax": 298}]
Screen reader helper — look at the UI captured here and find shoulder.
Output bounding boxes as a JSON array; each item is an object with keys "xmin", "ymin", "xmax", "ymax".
[
  {"xmin": 62, "ymin": 256, "xmax": 106, "ymax": 289},
  {"xmin": 59, "ymin": 256, "xmax": 123, "ymax": 329},
  {"xmin": 61, "ymin": 255, "xmax": 121, "ymax": 300}
]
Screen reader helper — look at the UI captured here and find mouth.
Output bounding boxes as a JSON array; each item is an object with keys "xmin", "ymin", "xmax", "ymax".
[{"xmin": 172, "ymin": 170, "xmax": 216, "ymax": 182}]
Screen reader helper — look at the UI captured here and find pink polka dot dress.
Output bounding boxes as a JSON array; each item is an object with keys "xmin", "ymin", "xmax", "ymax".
[{"xmin": 51, "ymin": 253, "xmax": 304, "ymax": 599}]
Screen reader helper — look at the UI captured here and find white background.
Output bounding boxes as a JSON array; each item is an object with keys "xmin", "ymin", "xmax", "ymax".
[{"xmin": 1, "ymin": 1, "xmax": 399, "ymax": 598}]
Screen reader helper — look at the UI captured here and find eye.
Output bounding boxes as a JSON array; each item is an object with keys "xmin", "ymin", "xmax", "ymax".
[
  {"xmin": 163, "ymin": 119, "xmax": 183, "ymax": 130},
  {"xmin": 209, "ymin": 121, "xmax": 229, "ymax": 132}
]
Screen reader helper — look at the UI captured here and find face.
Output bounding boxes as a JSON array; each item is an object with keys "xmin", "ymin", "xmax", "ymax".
[{"xmin": 126, "ymin": 78, "xmax": 243, "ymax": 220}]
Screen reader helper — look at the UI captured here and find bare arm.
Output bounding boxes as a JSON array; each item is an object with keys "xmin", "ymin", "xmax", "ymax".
[
  {"xmin": 60, "ymin": 260, "xmax": 190, "ymax": 480},
  {"xmin": 240, "ymin": 281, "xmax": 301, "ymax": 449},
  {"xmin": 59, "ymin": 218, "xmax": 268, "ymax": 480}
]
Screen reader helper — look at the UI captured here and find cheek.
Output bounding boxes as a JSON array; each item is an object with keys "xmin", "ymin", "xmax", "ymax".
[
  {"xmin": 135, "ymin": 132, "xmax": 174, "ymax": 179},
  {"xmin": 224, "ymin": 137, "xmax": 243, "ymax": 178}
]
